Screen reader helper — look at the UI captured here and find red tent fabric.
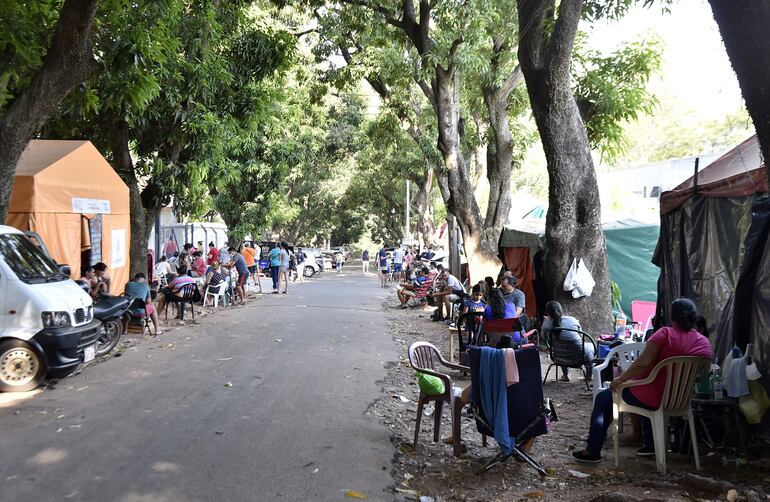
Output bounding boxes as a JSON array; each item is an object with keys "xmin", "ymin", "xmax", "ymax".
[
  {"xmin": 502, "ymin": 247, "xmax": 537, "ymax": 318},
  {"xmin": 661, "ymin": 135, "xmax": 767, "ymax": 214}
]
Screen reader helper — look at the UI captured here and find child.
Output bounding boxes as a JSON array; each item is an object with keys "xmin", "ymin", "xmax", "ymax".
[{"xmin": 463, "ymin": 284, "xmax": 487, "ymax": 314}]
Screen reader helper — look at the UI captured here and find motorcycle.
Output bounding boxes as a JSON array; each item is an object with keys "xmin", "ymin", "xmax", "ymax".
[{"xmin": 75, "ymin": 280, "xmax": 135, "ymax": 357}]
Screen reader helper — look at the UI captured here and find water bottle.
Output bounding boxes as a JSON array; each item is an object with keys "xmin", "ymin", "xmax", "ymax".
[
  {"xmin": 712, "ymin": 371, "xmax": 725, "ymax": 401},
  {"xmin": 615, "ymin": 311, "xmax": 627, "ymax": 332}
]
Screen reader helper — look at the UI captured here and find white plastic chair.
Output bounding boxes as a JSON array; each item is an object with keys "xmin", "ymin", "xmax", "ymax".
[
  {"xmin": 612, "ymin": 356, "xmax": 710, "ymax": 474},
  {"xmin": 205, "ymin": 279, "xmax": 228, "ymax": 307},
  {"xmin": 592, "ymin": 342, "xmax": 646, "ymax": 403}
]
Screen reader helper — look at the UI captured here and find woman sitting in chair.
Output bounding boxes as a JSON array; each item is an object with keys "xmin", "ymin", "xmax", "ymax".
[
  {"xmin": 203, "ymin": 262, "xmax": 227, "ymax": 305},
  {"xmin": 572, "ymin": 298, "xmax": 713, "ymax": 463},
  {"xmin": 542, "ymin": 301, "xmax": 594, "ymax": 382}
]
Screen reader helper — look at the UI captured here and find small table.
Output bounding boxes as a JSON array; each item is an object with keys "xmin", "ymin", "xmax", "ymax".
[{"xmin": 689, "ymin": 397, "xmax": 750, "ymax": 459}]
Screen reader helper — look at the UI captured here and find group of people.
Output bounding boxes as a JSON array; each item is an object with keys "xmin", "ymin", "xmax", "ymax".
[
  {"xmin": 363, "ymin": 243, "xmax": 435, "ymax": 287},
  {"xmin": 267, "ymin": 241, "xmax": 306, "ymax": 294}
]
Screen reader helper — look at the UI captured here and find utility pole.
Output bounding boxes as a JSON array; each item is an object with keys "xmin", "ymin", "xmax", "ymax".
[{"xmin": 405, "ymin": 180, "xmax": 411, "ymax": 240}]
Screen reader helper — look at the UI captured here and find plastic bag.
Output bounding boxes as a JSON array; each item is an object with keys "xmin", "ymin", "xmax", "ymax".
[
  {"xmin": 572, "ymin": 259, "xmax": 596, "ymax": 298},
  {"xmin": 563, "ymin": 258, "xmax": 578, "ymax": 292}
]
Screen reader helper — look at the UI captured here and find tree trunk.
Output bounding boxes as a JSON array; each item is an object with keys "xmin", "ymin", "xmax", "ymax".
[
  {"xmin": 0, "ymin": 0, "xmax": 100, "ymax": 221},
  {"xmin": 110, "ymin": 119, "xmax": 157, "ymax": 278},
  {"xmin": 708, "ymin": 1, "xmax": 770, "ymax": 183},
  {"xmin": 432, "ymin": 68, "xmax": 501, "ymax": 281},
  {"xmin": 518, "ymin": 0, "xmax": 612, "ymax": 334},
  {"xmin": 413, "ymin": 167, "xmax": 436, "ymax": 245}
]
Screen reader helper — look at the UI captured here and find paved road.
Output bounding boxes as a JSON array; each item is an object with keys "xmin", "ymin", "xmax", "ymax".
[{"xmin": 0, "ymin": 267, "xmax": 397, "ymax": 502}]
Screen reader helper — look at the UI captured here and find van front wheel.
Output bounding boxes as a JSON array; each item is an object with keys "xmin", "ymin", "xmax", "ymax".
[
  {"xmin": 0, "ymin": 340, "xmax": 46, "ymax": 392},
  {"xmin": 303, "ymin": 266, "xmax": 315, "ymax": 278}
]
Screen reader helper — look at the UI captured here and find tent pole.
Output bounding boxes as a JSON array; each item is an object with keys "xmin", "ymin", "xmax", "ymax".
[{"xmin": 693, "ymin": 157, "xmax": 700, "ymax": 196}]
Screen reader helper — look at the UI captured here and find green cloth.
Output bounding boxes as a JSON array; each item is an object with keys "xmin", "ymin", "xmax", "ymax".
[
  {"xmin": 416, "ymin": 371, "xmax": 445, "ymax": 395},
  {"xmin": 125, "ymin": 281, "xmax": 150, "ymax": 301}
]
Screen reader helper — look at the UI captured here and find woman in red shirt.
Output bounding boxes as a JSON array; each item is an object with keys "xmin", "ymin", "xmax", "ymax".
[{"xmin": 572, "ymin": 298, "xmax": 713, "ymax": 463}]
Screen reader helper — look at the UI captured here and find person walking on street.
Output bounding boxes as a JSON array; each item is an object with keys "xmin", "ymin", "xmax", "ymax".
[
  {"xmin": 378, "ymin": 244, "xmax": 390, "ymax": 288},
  {"xmin": 393, "ymin": 246, "xmax": 404, "ymax": 282},
  {"xmin": 335, "ymin": 250, "xmax": 344, "ymax": 273},
  {"xmin": 362, "ymin": 249, "xmax": 370, "ymax": 274},
  {"xmin": 278, "ymin": 242, "xmax": 291, "ymax": 294},
  {"xmin": 268, "ymin": 243, "xmax": 281, "ymax": 293}
]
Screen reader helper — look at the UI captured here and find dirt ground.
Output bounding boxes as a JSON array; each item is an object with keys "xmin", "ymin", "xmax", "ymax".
[{"xmin": 372, "ymin": 300, "xmax": 770, "ymax": 502}]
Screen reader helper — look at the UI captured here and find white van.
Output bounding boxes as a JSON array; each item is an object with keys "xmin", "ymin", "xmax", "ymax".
[{"xmin": 0, "ymin": 226, "xmax": 99, "ymax": 391}]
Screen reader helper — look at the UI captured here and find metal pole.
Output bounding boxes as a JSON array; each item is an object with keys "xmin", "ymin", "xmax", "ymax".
[
  {"xmin": 405, "ymin": 180, "xmax": 410, "ymax": 239},
  {"xmin": 693, "ymin": 157, "xmax": 700, "ymax": 196},
  {"xmin": 154, "ymin": 216, "xmax": 161, "ymax": 259}
]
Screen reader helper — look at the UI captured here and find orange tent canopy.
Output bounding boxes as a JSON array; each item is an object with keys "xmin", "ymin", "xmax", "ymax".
[{"xmin": 7, "ymin": 140, "xmax": 131, "ymax": 294}]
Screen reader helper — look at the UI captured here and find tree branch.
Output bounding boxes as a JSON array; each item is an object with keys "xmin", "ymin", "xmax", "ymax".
[
  {"xmin": 548, "ymin": 0, "xmax": 583, "ymax": 76},
  {"xmin": 501, "ymin": 65, "xmax": 524, "ymax": 96}
]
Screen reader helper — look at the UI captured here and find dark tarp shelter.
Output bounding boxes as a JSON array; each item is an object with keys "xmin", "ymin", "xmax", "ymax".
[
  {"xmin": 498, "ymin": 218, "xmax": 659, "ymax": 319},
  {"xmin": 654, "ymin": 135, "xmax": 769, "ymax": 371}
]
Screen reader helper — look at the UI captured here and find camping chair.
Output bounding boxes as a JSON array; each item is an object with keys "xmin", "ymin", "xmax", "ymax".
[
  {"xmin": 407, "ymin": 341, "xmax": 469, "ymax": 456},
  {"xmin": 613, "ymin": 356, "xmax": 709, "ymax": 474},
  {"xmin": 631, "ymin": 300, "xmax": 656, "ymax": 336},
  {"xmin": 127, "ymin": 298, "xmax": 151, "ymax": 338},
  {"xmin": 542, "ymin": 327, "xmax": 598, "ymax": 391},
  {"xmin": 406, "ymin": 276, "xmax": 435, "ymax": 307},
  {"xmin": 480, "ymin": 317, "xmax": 539, "ymax": 349},
  {"xmin": 164, "ymin": 283, "xmax": 197, "ymax": 320},
  {"xmin": 592, "ymin": 342, "xmax": 645, "ymax": 403},
  {"xmin": 456, "ymin": 312, "xmax": 484, "ymax": 364},
  {"xmin": 467, "ymin": 346, "xmax": 554, "ymax": 475}
]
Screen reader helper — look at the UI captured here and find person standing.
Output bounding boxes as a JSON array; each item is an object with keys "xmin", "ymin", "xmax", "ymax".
[
  {"xmin": 378, "ymin": 244, "xmax": 390, "ymax": 288},
  {"xmin": 393, "ymin": 246, "xmax": 405, "ymax": 282},
  {"xmin": 268, "ymin": 243, "xmax": 281, "ymax": 293},
  {"xmin": 295, "ymin": 247, "xmax": 306, "ymax": 282},
  {"xmin": 278, "ymin": 242, "xmax": 291, "ymax": 294},
  {"xmin": 335, "ymin": 249, "xmax": 344, "ymax": 273},
  {"xmin": 227, "ymin": 247, "xmax": 250, "ymax": 304},
  {"xmin": 218, "ymin": 243, "xmax": 231, "ymax": 266},
  {"xmin": 207, "ymin": 242, "xmax": 219, "ymax": 266},
  {"xmin": 163, "ymin": 238, "xmax": 178, "ymax": 259},
  {"xmin": 362, "ymin": 249, "xmax": 370, "ymax": 274}
]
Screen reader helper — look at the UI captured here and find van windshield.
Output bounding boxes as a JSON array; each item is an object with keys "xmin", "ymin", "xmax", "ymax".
[{"xmin": 0, "ymin": 234, "xmax": 67, "ymax": 284}]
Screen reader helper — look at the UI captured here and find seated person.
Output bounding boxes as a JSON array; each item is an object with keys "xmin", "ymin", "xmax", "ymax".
[
  {"xmin": 482, "ymin": 288, "xmax": 519, "ymax": 346},
  {"xmin": 430, "ymin": 268, "xmax": 465, "ymax": 322},
  {"xmin": 191, "ymin": 251, "xmax": 206, "ymax": 278},
  {"xmin": 397, "ymin": 267, "xmax": 427, "ymax": 306},
  {"xmin": 542, "ymin": 300, "xmax": 594, "ymax": 382},
  {"xmin": 125, "ymin": 273, "xmax": 162, "ymax": 336},
  {"xmin": 154, "ymin": 256, "xmax": 172, "ymax": 280},
  {"xmin": 79, "ymin": 266, "xmax": 97, "ymax": 296},
  {"xmin": 500, "ymin": 273, "xmax": 525, "ymax": 316},
  {"xmin": 483, "ymin": 276, "xmax": 495, "ymax": 302},
  {"xmin": 157, "ymin": 266, "xmax": 197, "ymax": 318},
  {"xmin": 203, "ymin": 262, "xmax": 227, "ymax": 303},
  {"xmin": 572, "ymin": 298, "xmax": 713, "ymax": 463},
  {"xmin": 420, "ymin": 247, "xmax": 435, "ymax": 261},
  {"xmin": 92, "ymin": 262, "xmax": 111, "ymax": 299}
]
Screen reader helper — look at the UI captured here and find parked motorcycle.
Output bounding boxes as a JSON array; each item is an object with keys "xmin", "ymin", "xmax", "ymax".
[
  {"xmin": 75, "ymin": 280, "xmax": 135, "ymax": 357},
  {"xmin": 92, "ymin": 295, "xmax": 135, "ymax": 357}
]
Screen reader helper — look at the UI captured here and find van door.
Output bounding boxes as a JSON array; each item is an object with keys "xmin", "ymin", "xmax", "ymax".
[{"xmin": 0, "ymin": 267, "xmax": 6, "ymax": 332}]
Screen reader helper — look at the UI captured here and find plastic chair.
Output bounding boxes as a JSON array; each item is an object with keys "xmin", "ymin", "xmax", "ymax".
[
  {"xmin": 204, "ymin": 282, "xmax": 226, "ymax": 307},
  {"xmin": 542, "ymin": 327, "xmax": 597, "ymax": 391},
  {"xmin": 164, "ymin": 283, "xmax": 197, "ymax": 320},
  {"xmin": 613, "ymin": 356, "xmax": 710, "ymax": 474},
  {"xmin": 592, "ymin": 342, "xmax": 646, "ymax": 403},
  {"xmin": 407, "ymin": 341, "xmax": 469, "ymax": 456}
]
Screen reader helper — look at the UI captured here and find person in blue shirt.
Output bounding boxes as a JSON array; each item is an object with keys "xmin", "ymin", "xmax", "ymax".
[
  {"xmin": 378, "ymin": 244, "xmax": 390, "ymax": 288},
  {"xmin": 463, "ymin": 284, "xmax": 487, "ymax": 314},
  {"xmin": 268, "ymin": 243, "xmax": 282, "ymax": 293},
  {"xmin": 483, "ymin": 288, "xmax": 517, "ymax": 320},
  {"xmin": 396, "ymin": 267, "xmax": 427, "ymax": 306}
]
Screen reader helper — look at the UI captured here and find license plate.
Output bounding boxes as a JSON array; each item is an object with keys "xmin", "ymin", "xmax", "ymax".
[{"xmin": 83, "ymin": 344, "xmax": 95, "ymax": 363}]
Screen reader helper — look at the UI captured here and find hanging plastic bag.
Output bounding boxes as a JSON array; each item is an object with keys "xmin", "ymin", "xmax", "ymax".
[
  {"xmin": 572, "ymin": 258, "xmax": 596, "ymax": 298},
  {"xmin": 563, "ymin": 258, "xmax": 578, "ymax": 292}
]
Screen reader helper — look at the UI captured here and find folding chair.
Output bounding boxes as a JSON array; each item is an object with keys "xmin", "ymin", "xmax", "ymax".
[
  {"xmin": 405, "ymin": 276, "xmax": 435, "ymax": 307},
  {"xmin": 164, "ymin": 283, "xmax": 197, "ymax": 320},
  {"xmin": 479, "ymin": 317, "xmax": 538, "ymax": 348},
  {"xmin": 542, "ymin": 327, "xmax": 597, "ymax": 391},
  {"xmin": 467, "ymin": 346, "xmax": 555, "ymax": 475}
]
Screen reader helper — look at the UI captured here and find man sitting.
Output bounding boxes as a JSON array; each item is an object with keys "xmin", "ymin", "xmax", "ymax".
[
  {"xmin": 430, "ymin": 268, "xmax": 466, "ymax": 322},
  {"xmin": 500, "ymin": 273, "xmax": 525, "ymax": 316},
  {"xmin": 397, "ymin": 267, "xmax": 428, "ymax": 307},
  {"xmin": 157, "ymin": 266, "xmax": 196, "ymax": 318},
  {"xmin": 125, "ymin": 273, "xmax": 162, "ymax": 336},
  {"xmin": 154, "ymin": 256, "xmax": 172, "ymax": 281}
]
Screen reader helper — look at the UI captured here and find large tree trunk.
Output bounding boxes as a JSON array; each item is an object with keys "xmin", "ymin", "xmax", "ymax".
[
  {"xmin": 708, "ymin": 1, "xmax": 770, "ymax": 183},
  {"xmin": 0, "ymin": 0, "xmax": 100, "ymax": 221},
  {"xmin": 110, "ymin": 119, "xmax": 158, "ymax": 278},
  {"xmin": 432, "ymin": 67, "xmax": 501, "ymax": 281},
  {"xmin": 518, "ymin": 0, "xmax": 612, "ymax": 334},
  {"xmin": 413, "ymin": 167, "xmax": 436, "ymax": 245}
]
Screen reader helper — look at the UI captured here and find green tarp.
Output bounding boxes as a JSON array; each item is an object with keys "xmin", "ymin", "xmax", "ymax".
[
  {"xmin": 603, "ymin": 220, "xmax": 659, "ymax": 314},
  {"xmin": 499, "ymin": 218, "xmax": 659, "ymax": 315}
]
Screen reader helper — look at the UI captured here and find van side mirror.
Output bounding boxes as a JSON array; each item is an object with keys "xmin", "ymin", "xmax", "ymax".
[{"xmin": 58, "ymin": 264, "xmax": 71, "ymax": 276}]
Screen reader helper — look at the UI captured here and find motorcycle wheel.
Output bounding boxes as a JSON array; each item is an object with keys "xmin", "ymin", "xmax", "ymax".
[{"xmin": 96, "ymin": 319, "xmax": 123, "ymax": 357}]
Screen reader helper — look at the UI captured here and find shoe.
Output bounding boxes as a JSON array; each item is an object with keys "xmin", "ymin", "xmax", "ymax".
[
  {"xmin": 572, "ymin": 450, "xmax": 601, "ymax": 463},
  {"xmin": 636, "ymin": 446, "xmax": 655, "ymax": 457}
]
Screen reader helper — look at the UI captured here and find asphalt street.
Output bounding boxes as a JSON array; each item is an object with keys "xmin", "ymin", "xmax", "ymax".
[{"xmin": 0, "ymin": 265, "xmax": 397, "ymax": 502}]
